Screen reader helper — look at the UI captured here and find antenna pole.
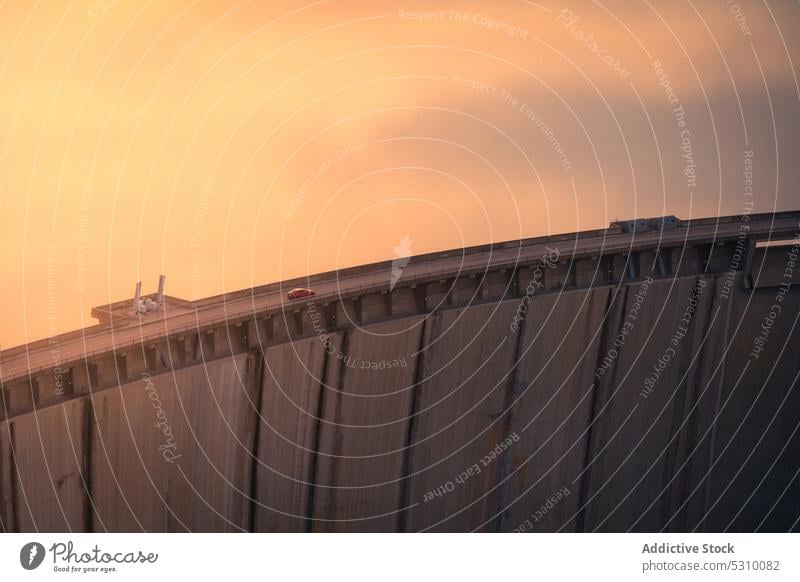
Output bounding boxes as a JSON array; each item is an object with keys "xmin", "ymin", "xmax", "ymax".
[
  {"xmin": 133, "ymin": 281, "xmax": 142, "ymax": 313},
  {"xmin": 157, "ymin": 275, "xmax": 165, "ymax": 306}
]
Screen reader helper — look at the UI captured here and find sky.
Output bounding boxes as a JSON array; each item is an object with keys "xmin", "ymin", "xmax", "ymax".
[{"xmin": 0, "ymin": 0, "xmax": 798, "ymax": 349}]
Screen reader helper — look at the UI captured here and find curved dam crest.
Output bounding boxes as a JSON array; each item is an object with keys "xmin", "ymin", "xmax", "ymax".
[{"xmin": 1, "ymin": 213, "xmax": 799, "ymax": 532}]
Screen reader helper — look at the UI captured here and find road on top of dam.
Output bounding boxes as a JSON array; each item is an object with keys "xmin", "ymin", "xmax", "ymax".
[{"xmin": 1, "ymin": 214, "xmax": 796, "ymax": 383}]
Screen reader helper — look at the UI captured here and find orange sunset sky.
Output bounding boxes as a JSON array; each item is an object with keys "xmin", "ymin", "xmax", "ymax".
[{"xmin": 0, "ymin": 0, "xmax": 798, "ymax": 349}]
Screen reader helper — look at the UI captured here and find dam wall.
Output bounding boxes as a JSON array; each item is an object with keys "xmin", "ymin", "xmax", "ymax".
[{"xmin": 1, "ymin": 214, "xmax": 798, "ymax": 532}]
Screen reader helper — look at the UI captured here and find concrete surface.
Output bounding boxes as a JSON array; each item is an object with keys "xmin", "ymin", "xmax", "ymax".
[{"xmin": 1, "ymin": 214, "xmax": 798, "ymax": 532}]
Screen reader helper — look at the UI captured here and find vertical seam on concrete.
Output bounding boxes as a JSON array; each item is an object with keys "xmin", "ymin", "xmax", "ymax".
[
  {"xmin": 305, "ymin": 333, "xmax": 336, "ymax": 532},
  {"xmin": 494, "ymin": 298, "xmax": 527, "ymax": 532},
  {"xmin": 83, "ymin": 399, "xmax": 94, "ymax": 532},
  {"xmin": 247, "ymin": 351, "xmax": 266, "ymax": 533},
  {"xmin": 661, "ymin": 277, "xmax": 714, "ymax": 528},
  {"xmin": 397, "ymin": 316, "xmax": 430, "ymax": 532},
  {"xmin": 576, "ymin": 285, "xmax": 623, "ymax": 532},
  {"xmin": 324, "ymin": 332, "xmax": 349, "ymax": 525},
  {"xmin": 704, "ymin": 275, "xmax": 732, "ymax": 532}
]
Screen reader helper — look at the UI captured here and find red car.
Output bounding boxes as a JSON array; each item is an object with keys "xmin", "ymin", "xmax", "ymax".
[{"xmin": 287, "ymin": 287, "xmax": 316, "ymax": 300}]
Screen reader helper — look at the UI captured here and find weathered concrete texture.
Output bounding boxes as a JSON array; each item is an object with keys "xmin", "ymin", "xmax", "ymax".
[
  {"xmin": 167, "ymin": 354, "xmax": 260, "ymax": 531},
  {"xmin": 703, "ymin": 283, "xmax": 800, "ymax": 532},
  {"xmin": 498, "ymin": 287, "xmax": 611, "ymax": 532},
  {"xmin": 90, "ymin": 381, "xmax": 169, "ymax": 532},
  {"xmin": 310, "ymin": 317, "xmax": 423, "ymax": 532},
  {"xmin": 7, "ymin": 399, "xmax": 88, "ymax": 531},
  {"xmin": 405, "ymin": 301, "xmax": 520, "ymax": 532},
  {"xmin": 579, "ymin": 276, "xmax": 725, "ymax": 532},
  {"xmin": 3, "ymin": 236, "xmax": 800, "ymax": 533},
  {"xmin": 91, "ymin": 355, "xmax": 257, "ymax": 532},
  {"xmin": 252, "ymin": 336, "xmax": 333, "ymax": 532}
]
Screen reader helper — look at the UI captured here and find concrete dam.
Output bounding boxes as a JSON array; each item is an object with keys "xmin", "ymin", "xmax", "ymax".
[{"xmin": 1, "ymin": 212, "xmax": 799, "ymax": 532}]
